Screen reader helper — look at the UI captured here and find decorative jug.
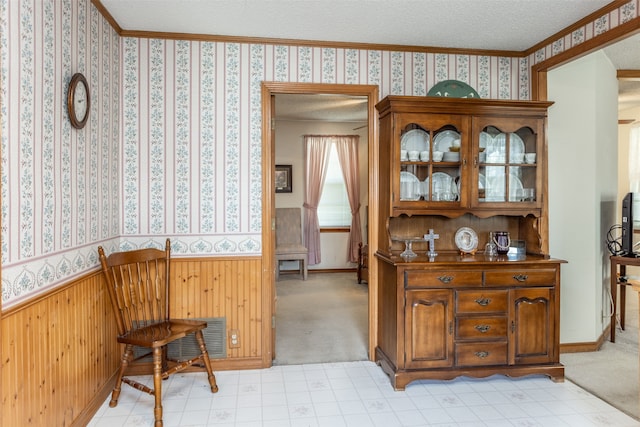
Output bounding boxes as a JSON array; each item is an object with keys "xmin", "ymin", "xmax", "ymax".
[{"xmin": 493, "ymin": 231, "xmax": 510, "ymax": 255}]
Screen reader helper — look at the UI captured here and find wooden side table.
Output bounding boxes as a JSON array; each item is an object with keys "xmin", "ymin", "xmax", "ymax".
[
  {"xmin": 357, "ymin": 243, "xmax": 368, "ymax": 284},
  {"xmin": 610, "ymin": 255, "xmax": 640, "ymax": 342}
]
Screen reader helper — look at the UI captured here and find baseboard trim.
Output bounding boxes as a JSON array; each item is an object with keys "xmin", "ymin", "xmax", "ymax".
[
  {"xmin": 560, "ymin": 326, "xmax": 608, "ymax": 353},
  {"xmin": 123, "ymin": 356, "xmax": 265, "ymax": 376},
  {"xmin": 71, "ymin": 372, "xmax": 117, "ymax": 427},
  {"xmin": 281, "ymin": 268, "xmax": 357, "ymax": 275}
]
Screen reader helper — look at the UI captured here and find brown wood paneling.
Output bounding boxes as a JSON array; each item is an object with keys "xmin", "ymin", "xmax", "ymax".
[
  {"xmin": 1, "ymin": 272, "xmax": 119, "ymax": 427},
  {"xmin": 1, "ymin": 256, "xmax": 264, "ymax": 427},
  {"xmin": 170, "ymin": 256, "xmax": 263, "ymax": 360}
]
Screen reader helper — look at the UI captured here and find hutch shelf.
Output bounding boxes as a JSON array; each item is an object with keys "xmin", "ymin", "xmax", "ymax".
[{"xmin": 374, "ymin": 95, "xmax": 565, "ymax": 389}]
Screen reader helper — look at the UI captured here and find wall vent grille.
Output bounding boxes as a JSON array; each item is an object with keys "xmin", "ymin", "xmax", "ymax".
[{"xmin": 133, "ymin": 317, "xmax": 227, "ymax": 361}]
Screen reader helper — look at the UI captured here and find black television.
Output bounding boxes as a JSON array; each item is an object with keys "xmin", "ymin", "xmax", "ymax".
[{"xmin": 621, "ymin": 192, "xmax": 638, "ymax": 257}]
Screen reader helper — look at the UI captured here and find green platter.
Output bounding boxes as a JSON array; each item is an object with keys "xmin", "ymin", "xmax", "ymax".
[{"xmin": 427, "ymin": 80, "xmax": 480, "ymax": 98}]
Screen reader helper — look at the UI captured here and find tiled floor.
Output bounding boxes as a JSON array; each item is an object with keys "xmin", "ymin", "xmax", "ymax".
[{"xmin": 89, "ymin": 361, "xmax": 640, "ymax": 427}]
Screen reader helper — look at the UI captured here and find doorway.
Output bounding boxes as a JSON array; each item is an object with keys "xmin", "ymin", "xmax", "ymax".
[{"xmin": 261, "ymin": 82, "xmax": 379, "ymax": 365}]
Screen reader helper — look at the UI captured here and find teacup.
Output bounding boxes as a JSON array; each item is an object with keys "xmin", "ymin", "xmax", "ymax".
[
  {"xmin": 525, "ymin": 153, "xmax": 536, "ymax": 164},
  {"xmin": 511, "ymin": 153, "xmax": 525, "ymax": 163},
  {"xmin": 400, "ymin": 150, "xmax": 408, "ymax": 161},
  {"xmin": 432, "ymin": 151, "xmax": 444, "ymax": 162},
  {"xmin": 408, "ymin": 150, "xmax": 420, "ymax": 161},
  {"xmin": 523, "ymin": 188, "xmax": 535, "ymax": 201},
  {"xmin": 419, "ymin": 150, "xmax": 429, "ymax": 161}
]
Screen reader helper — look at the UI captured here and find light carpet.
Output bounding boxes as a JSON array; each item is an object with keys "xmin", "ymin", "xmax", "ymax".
[
  {"xmin": 274, "ymin": 272, "xmax": 368, "ymax": 365},
  {"xmin": 561, "ymin": 285, "xmax": 640, "ymax": 421}
]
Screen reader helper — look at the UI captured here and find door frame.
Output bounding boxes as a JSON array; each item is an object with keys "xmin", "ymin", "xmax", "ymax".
[{"xmin": 261, "ymin": 82, "xmax": 379, "ymax": 366}]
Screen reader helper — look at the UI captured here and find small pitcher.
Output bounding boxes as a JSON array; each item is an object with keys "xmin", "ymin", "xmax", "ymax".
[{"xmin": 493, "ymin": 231, "xmax": 510, "ymax": 255}]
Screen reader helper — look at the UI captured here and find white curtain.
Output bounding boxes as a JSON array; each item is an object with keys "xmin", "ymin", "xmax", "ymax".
[
  {"xmin": 335, "ymin": 136, "xmax": 362, "ymax": 263},
  {"xmin": 630, "ymin": 124, "xmax": 640, "ymax": 192}
]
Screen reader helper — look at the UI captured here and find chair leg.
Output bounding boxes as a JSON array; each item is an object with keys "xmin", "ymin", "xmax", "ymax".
[
  {"xmin": 110, "ymin": 344, "xmax": 134, "ymax": 407},
  {"xmin": 152, "ymin": 346, "xmax": 164, "ymax": 427},
  {"xmin": 161, "ymin": 344, "xmax": 169, "ymax": 374},
  {"xmin": 195, "ymin": 330, "xmax": 219, "ymax": 393}
]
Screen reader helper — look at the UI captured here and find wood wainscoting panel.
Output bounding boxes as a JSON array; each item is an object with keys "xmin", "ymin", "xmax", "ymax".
[
  {"xmin": 1, "ymin": 271, "xmax": 119, "ymax": 427},
  {"xmin": 170, "ymin": 256, "xmax": 264, "ymax": 364},
  {"xmin": 1, "ymin": 256, "xmax": 265, "ymax": 426}
]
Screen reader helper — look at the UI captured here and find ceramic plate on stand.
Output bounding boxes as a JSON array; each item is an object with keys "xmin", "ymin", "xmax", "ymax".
[{"xmin": 455, "ymin": 227, "xmax": 478, "ymax": 254}]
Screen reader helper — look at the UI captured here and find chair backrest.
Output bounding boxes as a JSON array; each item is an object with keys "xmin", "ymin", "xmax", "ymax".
[
  {"xmin": 275, "ymin": 208, "xmax": 303, "ymax": 247},
  {"xmin": 98, "ymin": 239, "xmax": 171, "ymax": 337}
]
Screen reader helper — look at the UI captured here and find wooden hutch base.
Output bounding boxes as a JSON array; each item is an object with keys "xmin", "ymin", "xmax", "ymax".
[{"xmin": 376, "ymin": 348, "xmax": 565, "ymax": 390}]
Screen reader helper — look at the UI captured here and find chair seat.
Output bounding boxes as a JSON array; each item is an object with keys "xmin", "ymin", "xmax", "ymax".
[
  {"xmin": 276, "ymin": 244, "xmax": 308, "ymax": 256},
  {"xmin": 118, "ymin": 319, "xmax": 207, "ymax": 347}
]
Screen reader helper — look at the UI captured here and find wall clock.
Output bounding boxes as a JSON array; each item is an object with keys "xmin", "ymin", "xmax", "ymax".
[{"xmin": 67, "ymin": 73, "xmax": 90, "ymax": 129}]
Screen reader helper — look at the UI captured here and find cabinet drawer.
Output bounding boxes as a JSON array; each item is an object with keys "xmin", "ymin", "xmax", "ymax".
[
  {"xmin": 456, "ymin": 290, "xmax": 507, "ymax": 313},
  {"xmin": 405, "ymin": 271, "xmax": 483, "ymax": 288},
  {"xmin": 484, "ymin": 269, "xmax": 556, "ymax": 286},
  {"xmin": 455, "ymin": 342, "xmax": 507, "ymax": 366},
  {"xmin": 456, "ymin": 316, "xmax": 507, "ymax": 340}
]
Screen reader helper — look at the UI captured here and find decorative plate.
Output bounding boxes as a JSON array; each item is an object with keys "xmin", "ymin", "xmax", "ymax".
[
  {"xmin": 427, "ymin": 80, "xmax": 480, "ymax": 98},
  {"xmin": 485, "ymin": 174, "xmax": 523, "ymax": 202},
  {"xmin": 455, "ymin": 227, "xmax": 478, "ymax": 255},
  {"xmin": 401, "ymin": 129, "xmax": 430, "ymax": 152},
  {"xmin": 400, "ymin": 171, "xmax": 421, "ymax": 201},
  {"xmin": 433, "ymin": 130, "xmax": 461, "ymax": 152}
]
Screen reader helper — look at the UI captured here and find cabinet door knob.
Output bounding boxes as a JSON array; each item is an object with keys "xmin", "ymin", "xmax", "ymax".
[
  {"xmin": 475, "ymin": 324, "xmax": 491, "ymax": 333},
  {"xmin": 513, "ymin": 274, "xmax": 528, "ymax": 282},
  {"xmin": 474, "ymin": 351, "xmax": 489, "ymax": 358},
  {"xmin": 475, "ymin": 297, "xmax": 491, "ymax": 306},
  {"xmin": 438, "ymin": 275, "xmax": 453, "ymax": 284}
]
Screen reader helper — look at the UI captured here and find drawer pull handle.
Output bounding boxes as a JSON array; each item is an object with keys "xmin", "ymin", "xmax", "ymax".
[
  {"xmin": 513, "ymin": 274, "xmax": 528, "ymax": 282},
  {"xmin": 475, "ymin": 351, "xmax": 489, "ymax": 358},
  {"xmin": 475, "ymin": 325, "xmax": 491, "ymax": 333},
  {"xmin": 438, "ymin": 275, "xmax": 453, "ymax": 284},
  {"xmin": 475, "ymin": 297, "xmax": 491, "ymax": 306}
]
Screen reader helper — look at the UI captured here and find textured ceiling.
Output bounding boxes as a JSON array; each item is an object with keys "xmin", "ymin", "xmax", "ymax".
[
  {"xmin": 101, "ymin": 0, "xmax": 610, "ymax": 51},
  {"xmin": 99, "ymin": 0, "xmax": 640, "ymax": 117}
]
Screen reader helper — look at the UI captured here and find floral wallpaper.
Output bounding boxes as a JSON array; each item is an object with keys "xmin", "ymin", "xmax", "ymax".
[
  {"xmin": 1, "ymin": 0, "xmax": 637, "ymax": 307},
  {"xmin": 117, "ymin": 39, "xmax": 529, "ymax": 258},
  {"xmin": 1, "ymin": 0, "xmax": 120, "ymax": 307}
]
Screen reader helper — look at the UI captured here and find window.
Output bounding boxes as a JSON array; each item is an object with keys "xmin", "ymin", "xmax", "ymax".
[{"xmin": 317, "ymin": 144, "xmax": 351, "ymax": 227}]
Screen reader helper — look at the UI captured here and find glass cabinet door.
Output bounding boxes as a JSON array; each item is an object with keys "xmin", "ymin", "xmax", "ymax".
[
  {"xmin": 474, "ymin": 120, "xmax": 540, "ymax": 207},
  {"xmin": 396, "ymin": 116, "xmax": 467, "ymax": 209}
]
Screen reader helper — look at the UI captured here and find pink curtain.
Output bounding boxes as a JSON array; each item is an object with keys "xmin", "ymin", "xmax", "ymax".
[
  {"xmin": 303, "ymin": 136, "xmax": 331, "ymax": 265},
  {"xmin": 335, "ymin": 136, "xmax": 362, "ymax": 263}
]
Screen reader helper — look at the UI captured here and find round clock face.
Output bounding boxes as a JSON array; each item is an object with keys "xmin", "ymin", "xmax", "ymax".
[
  {"xmin": 68, "ymin": 73, "xmax": 90, "ymax": 129},
  {"xmin": 74, "ymin": 82, "xmax": 87, "ymax": 121}
]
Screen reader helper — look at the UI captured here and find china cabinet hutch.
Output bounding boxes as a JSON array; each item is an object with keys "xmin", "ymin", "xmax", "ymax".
[{"xmin": 374, "ymin": 96, "xmax": 565, "ymax": 390}]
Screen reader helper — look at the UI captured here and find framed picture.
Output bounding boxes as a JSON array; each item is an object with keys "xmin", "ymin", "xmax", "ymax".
[{"xmin": 275, "ymin": 165, "xmax": 292, "ymax": 193}]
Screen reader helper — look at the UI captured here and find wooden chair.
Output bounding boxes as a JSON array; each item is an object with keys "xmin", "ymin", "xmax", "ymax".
[
  {"xmin": 275, "ymin": 207, "xmax": 308, "ymax": 280},
  {"xmin": 98, "ymin": 239, "xmax": 218, "ymax": 427}
]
